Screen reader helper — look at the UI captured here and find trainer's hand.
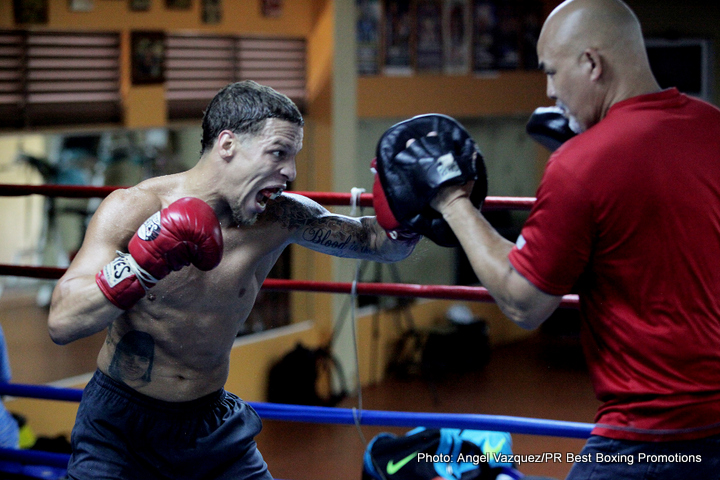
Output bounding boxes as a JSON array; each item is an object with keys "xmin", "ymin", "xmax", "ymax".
[
  {"xmin": 373, "ymin": 114, "xmax": 487, "ymax": 247},
  {"xmin": 431, "ymin": 180, "xmax": 475, "ymax": 215},
  {"xmin": 96, "ymin": 197, "xmax": 223, "ymax": 309}
]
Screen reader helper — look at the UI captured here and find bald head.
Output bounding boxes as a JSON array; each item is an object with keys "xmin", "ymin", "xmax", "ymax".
[
  {"xmin": 540, "ymin": 0, "xmax": 645, "ymax": 62},
  {"xmin": 537, "ymin": 0, "xmax": 660, "ymax": 130}
]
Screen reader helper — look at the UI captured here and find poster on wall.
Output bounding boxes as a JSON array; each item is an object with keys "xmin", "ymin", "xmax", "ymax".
[
  {"xmin": 383, "ymin": 0, "xmax": 413, "ymax": 76},
  {"xmin": 357, "ymin": 0, "xmax": 381, "ymax": 75},
  {"xmin": 415, "ymin": 0, "xmax": 443, "ymax": 73},
  {"xmin": 494, "ymin": 2, "xmax": 521, "ymax": 70},
  {"xmin": 13, "ymin": 0, "xmax": 49, "ymax": 24},
  {"xmin": 131, "ymin": 31, "xmax": 166, "ymax": 85},
  {"xmin": 443, "ymin": 0, "xmax": 471, "ymax": 75},
  {"xmin": 472, "ymin": 0, "xmax": 498, "ymax": 72},
  {"xmin": 520, "ymin": 0, "xmax": 543, "ymax": 69}
]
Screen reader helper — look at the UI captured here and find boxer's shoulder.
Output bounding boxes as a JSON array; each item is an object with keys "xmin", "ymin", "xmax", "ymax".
[{"xmin": 101, "ymin": 176, "xmax": 194, "ymax": 225}]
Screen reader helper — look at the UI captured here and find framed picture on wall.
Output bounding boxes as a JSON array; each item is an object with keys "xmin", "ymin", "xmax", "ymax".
[
  {"xmin": 202, "ymin": 0, "xmax": 222, "ymax": 24},
  {"xmin": 356, "ymin": 0, "xmax": 381, "ymax": 75},
  {"xmin": 131, "ymin": 31, "xmax": 166, "ymax": 85},
  {"xmin": 416, "ymin": 0, "xmax": 444, "ymax": 73},
  {"xmin": 443, "ymin": 0, "xmax": 471, "ymax": 75},
  {"xmin": 13, "ymin": 0, "xmax": 49, "ymax": 24},
  {"xmin": 494, "ymin": 2, "xmax": 521, "ymax": 70},
  {"xmin": 383, "ymin": 0, "xmax": 413, "ymax": 75},
  {"xmin": 472, "ymin": 0, "xmax": 498, "ymax": 72},
  {"xmin": 130, "ymin": 0, "xmax": 151, "ymax": 12},
  {"xmin": 261, "ymin": 0, "xmax": 283, "ymax": 18}
]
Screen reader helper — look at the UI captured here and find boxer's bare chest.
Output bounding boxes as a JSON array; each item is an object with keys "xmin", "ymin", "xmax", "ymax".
[
  {"xmin": 97, "ymin": 213, "xmax": 295, "ymax": 398},
  {"xmin": 141, "ymin": 222, "xmax": 288, "ymax": 326},
  {"xmin": 100, "ymin": 221, "xmax": 288, "ymax": 368}
]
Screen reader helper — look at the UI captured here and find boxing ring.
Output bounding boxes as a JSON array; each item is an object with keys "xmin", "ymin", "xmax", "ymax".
[{"xmin": 0, "ymin": 183, "xmax": 590, "ymax": 478}]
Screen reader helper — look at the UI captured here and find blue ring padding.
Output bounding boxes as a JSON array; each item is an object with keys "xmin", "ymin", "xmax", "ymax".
[
  {"xmin": 0, "ymin": 382, "xmax": 82, "ymax": 402},
  {"xmin": 0, "ymin": 447, "xmax": 70, "ymax": 468},
  {"xmin": 0, "ymin": 383, "xmax": 594, "ymax": 439}
]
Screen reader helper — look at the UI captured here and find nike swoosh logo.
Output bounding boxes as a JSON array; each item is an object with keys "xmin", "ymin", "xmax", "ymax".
[
  {"xmin": 386, "ymin": 451, "xmax": 417, "ymax": 475},
  {"xmin": 482, "ymin": 437, "xmax": 506, "ymax": 455}
]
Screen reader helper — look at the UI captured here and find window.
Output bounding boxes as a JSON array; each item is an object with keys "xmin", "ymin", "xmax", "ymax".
[
  {"xmin": 0, "ymin": 30, "xmax": 24, "ymax": 129},
  {"xmin": 0, "ymin": 30, "xmax": 121, "ymax": 129},
  {"xmin": 237, "ymin": 37, "xmax": 307, "ymax": 111},
  {"xmin": 165, "ymin": 34, "xmax": 236, "ymax": 120},
  {"xmin": 165, "ymin": 34, "xmax": 307, "ymax": 120}
]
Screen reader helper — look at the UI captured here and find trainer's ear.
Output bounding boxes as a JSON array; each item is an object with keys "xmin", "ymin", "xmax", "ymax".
[
  {"xmin": 217, "ymin": 130, "xmax": 237, "ymax": 161},
  {"xmin": 583, "ymin": 48, "xmax": 603, "ymax": 82}
]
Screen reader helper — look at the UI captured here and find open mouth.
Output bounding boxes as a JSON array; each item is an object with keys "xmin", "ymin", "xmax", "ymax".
[{"xmin": 256, "ymin": 187, "xmax": 284, "ymax": 208}]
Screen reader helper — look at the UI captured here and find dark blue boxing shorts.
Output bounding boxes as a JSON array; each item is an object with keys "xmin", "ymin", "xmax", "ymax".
[{"xmin": 67, "ymin": 370, "xmax": 271, "ymax": 480}]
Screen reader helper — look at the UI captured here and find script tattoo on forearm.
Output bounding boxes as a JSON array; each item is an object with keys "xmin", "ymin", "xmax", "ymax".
[
  {"xmin": 262, "ymin": 196, "xmax": 376, "ymax": 255},
  {"xmin": 302, "ymin": 217, "xmax": 374, "ymax": 256}
]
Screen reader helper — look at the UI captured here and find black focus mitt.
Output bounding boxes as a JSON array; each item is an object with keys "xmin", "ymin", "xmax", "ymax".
[
  {"xmin": 373, "ymin": 114, "xmax": 487, "ymax": 248},
  {"xmin": 526, "ymin": 106, "xmax": 577, "ymax": 152}
]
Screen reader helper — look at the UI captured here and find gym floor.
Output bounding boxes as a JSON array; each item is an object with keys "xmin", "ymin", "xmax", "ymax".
[{"xmin": 0, "ymin": 285, "xmax": 597, "ymax": 480}]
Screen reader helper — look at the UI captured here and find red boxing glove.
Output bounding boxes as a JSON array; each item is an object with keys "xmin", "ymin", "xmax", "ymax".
[
  {"xmin": 371, "ymin": 158, "xmax": 421, "ymax": 242},
  {"xmin": 96, "ymin": 197, "xmax": 223, "ymax": 309}
]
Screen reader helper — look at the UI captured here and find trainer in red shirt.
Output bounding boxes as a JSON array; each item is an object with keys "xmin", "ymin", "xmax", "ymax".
[{"xmin": 430, "ymin": 0, "xmax": 720, "ymax": 478}]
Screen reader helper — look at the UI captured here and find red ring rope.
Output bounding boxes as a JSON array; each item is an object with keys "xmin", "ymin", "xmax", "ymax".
[
  {"xmin": 0, "ymin": 184, "xmax": 535, "ymax": 210},
  {"xmin": 0, "ymin": 184, "xmax": 556, "ymax": 310},
  {"xmin": 0, "ymin": 264, "xmax": 579, "ymax": 308}
]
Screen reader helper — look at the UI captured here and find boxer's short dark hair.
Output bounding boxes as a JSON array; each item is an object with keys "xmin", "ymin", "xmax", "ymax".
[{"xmin": 200, "ymin": 80, "xmax": 304, "ymax": 155}]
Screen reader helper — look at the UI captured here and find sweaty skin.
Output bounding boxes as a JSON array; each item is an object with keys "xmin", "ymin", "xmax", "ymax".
[{"xmin": 48, "ymin": 119, "xmax": 416, "ymax": 402}]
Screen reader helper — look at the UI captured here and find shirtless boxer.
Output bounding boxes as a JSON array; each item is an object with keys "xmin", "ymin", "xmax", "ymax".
[{"xmin": 48, "ymin": 81, "xmax": 418, "ymax": 479}]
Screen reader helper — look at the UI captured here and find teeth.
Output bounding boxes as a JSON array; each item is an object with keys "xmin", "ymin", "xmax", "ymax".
[{"xmin": 269, "ymin": 189, "xmax": 283, "ymax": 200}]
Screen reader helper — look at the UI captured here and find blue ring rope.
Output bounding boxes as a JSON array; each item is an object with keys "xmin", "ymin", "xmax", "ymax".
[
  {"xmin": 0, "ymin": 447, "xmax": 70, "ymax": 468},
  {"xmin": 0, "ymin": 382, "xmax": 593, "ymax": 439}
]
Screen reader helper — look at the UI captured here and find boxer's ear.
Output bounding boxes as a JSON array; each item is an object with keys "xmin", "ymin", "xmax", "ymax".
[{"xmin": 217, "ymin": 130, "xmax": 237, "ymax": 161}]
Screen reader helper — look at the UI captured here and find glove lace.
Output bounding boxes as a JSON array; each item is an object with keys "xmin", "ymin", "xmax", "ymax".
[{"xmin": 116, "ymin": 251, "xmax": 158, "ymax": 292}]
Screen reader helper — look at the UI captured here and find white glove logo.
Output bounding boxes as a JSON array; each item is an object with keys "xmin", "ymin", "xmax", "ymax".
[
  {"xmin": 137, "ymin": 212, "xmax": 161, "ymax": 241},
  {"xmin": 435, "ymin": 153, "xmax": 462, "ymax": 183}
]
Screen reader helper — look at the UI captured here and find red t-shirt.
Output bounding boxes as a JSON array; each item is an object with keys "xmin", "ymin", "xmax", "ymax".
[{"xmin": 509, "ymin": 88, "xmax": 720, "ymax": 441}]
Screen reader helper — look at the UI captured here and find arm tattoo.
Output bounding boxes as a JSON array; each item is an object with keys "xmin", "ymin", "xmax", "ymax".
[
  {"xmin": 260, "ymin": 194, "xmax": 380, "ymax": 257},
  {"xmin": 259, "ymin": 196, "xmax": 313, "ymax": 230},
  {"xmin": 301, "ymin": 216, "xmax": 374, "ymax": 256}
]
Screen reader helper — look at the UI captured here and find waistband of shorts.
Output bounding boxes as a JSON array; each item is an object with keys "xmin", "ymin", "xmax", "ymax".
[{"xmin": 90, "ymin": 369, "xmax": 226, "ymax": 413}]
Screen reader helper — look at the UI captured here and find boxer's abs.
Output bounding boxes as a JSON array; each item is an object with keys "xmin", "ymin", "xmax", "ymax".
[
  {"xmin": 95, "ymin": 283, "xmax": 259, "ymax": 403},
  {"xmin": 96, "ymin": 223, "xmax": 287, "ymax": 402}
]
